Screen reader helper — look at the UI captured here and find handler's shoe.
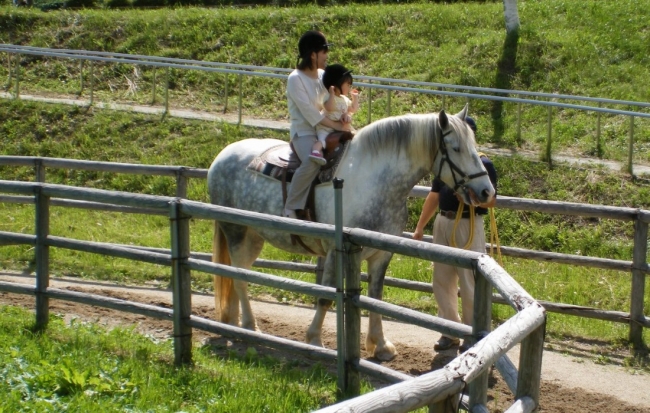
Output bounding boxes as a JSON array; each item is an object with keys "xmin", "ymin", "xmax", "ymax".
[
  {"xmin": 283, "ymin": 208, "xmax": 298, "ymax": 219},
  {"xmin": 434, "ymin": 336, "xmax": 460, "ymax": 351},
  {"xmin": 459, "ymin": 340, "xmax": 471, "ymax": 353},
  {"xmin": 309, "ymin": 150, "xmax": 327, "ymax": 166}
]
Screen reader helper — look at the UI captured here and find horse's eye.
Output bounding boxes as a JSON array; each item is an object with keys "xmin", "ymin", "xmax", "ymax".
[{"xmin": 453, "ymin": 147, "xmax": 460, "ymax": 153}]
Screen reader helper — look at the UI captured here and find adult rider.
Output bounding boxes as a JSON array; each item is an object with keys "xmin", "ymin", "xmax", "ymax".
[{"xmin": 283, "ymin": 30, "xmax": 351, "ymax": 219}]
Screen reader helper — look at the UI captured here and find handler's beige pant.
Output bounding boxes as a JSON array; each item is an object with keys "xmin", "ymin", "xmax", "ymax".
[
  {"xmin": 432, "ymin": 214, "xmax": 486, "ymax": 328},
  {"xmin": 285, "ymin": 134, "xmax": 322, "ymax": 212}
]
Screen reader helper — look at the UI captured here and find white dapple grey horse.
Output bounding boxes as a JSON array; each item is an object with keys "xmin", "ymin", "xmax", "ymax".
[{"xmin": 207, "ymin": 105, "xmax": 495, "ymax": 361}]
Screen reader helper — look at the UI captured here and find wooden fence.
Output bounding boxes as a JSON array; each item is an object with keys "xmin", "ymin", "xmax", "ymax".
[
  {"xmin": 1, "ymin": 155, "xmax": 648, "ymax": 349},
  {"xmin": 0, "ymin": 178, "xmax": 546, "ymax": 412}
]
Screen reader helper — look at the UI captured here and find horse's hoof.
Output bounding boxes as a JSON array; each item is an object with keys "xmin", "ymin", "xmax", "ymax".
[
  {"xmin": 370, "ymin": 341, "xmax": 397, "ymax": 361},
  {"xmin": 241, "ymin": 322, "xmax": 260, "ymax": 332},
  {"xmin": 306, "ymin": 334, "xmax": 323, "ymax": 347}
]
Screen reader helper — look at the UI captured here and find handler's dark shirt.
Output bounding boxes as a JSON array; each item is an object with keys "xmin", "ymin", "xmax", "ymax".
[{"xmin": 431, "ymin": 156, "xmax": 498, "ymax": 215}]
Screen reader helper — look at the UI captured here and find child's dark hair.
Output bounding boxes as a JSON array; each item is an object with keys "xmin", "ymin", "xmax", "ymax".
[{"xmin": 322, "ymin": 64, "xmax": 353, "ymax": 92}]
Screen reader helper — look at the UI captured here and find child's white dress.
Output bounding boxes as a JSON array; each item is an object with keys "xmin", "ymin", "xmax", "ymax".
[{"xmin": 316, "ymin": 94, "xmax": 352, "ymax": 144}]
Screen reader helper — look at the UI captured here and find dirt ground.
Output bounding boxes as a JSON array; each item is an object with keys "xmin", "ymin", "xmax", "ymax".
[{"xmin": 1, "ymin": 272, "xmax": 649, "ymax": 412}]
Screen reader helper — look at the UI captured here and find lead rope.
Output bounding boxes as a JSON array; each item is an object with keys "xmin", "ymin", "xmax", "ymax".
[
  {"xmin": 489, "ymin": 207, "xmax": 504, "ymax": 266},
  {"xmin": 450, "ymin": 202, "xmax": 503, "ymax": 267},
  {"xmin": 450, "ymin": 202, "xmax": 475, "ymax": 250}
]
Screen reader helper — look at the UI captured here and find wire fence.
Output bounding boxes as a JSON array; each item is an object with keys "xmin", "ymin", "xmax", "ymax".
[{"xmin": 2, "ymin": 44, "xmax": 650, "ymax": 174}]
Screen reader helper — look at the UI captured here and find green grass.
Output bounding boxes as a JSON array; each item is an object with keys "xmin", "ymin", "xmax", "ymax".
[{"xmin": 0, "ymin": 305, "xmax": 343, "ymax": 411}]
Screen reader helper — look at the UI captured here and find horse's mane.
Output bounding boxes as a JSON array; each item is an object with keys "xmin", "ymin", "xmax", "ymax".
[{"xmin": 353, "ymin": 112, "xmax": 476, "ymax": 166}]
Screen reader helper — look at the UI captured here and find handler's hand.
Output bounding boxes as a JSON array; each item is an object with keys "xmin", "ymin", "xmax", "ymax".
[{"xmin": 413, "ymin": 228, "xmax": 424, "ymax": 241}]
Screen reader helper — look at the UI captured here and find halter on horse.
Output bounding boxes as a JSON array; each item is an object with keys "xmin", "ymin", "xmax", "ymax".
[{"xmin": 207, "ymin": 104, "xmax": 494, "ymax": 361}]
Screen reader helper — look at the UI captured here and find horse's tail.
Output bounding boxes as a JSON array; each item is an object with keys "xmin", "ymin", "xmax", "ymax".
[{"xmin": 212, "ymin": 221, "xmax": 235, "ymax": 324}]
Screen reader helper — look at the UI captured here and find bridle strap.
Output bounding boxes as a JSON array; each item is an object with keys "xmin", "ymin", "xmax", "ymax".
[{"xmin": 436, "ymin": 125, "xmax": 488, "ymax": 192}]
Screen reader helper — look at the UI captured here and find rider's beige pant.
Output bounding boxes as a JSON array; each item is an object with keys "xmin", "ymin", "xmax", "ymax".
[
  {"xmin": 285, "ymin": 133, "xmax": 322, "ymax": 212},
  {"xmin": 432, "ymin": 214, "xmax": 485, "ymax": 332}
]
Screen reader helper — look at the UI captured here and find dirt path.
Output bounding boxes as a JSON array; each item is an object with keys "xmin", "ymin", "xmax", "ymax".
[{"xmin": 1, "ymin": 272, "xmax": 648, "ymax": 412}]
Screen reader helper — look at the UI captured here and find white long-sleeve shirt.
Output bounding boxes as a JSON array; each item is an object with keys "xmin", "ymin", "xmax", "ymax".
[{"xmin": 286, "ymin": 68, "xmax": 326, "ymax": 138}]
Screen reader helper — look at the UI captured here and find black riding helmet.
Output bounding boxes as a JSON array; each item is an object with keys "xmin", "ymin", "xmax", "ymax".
[
  {"xmin": 298, "ymin": 31, "xmax": 332, "ymax": 60},
  {"xmin": 322, "ymin": 63, "xmax": 353, "ymax": 92}
]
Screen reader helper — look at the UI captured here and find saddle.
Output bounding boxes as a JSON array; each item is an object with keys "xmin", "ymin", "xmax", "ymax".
[
  {"xmin": 246, "ymin": 131, "xmax": 353, "ymax": 254},
  {"xmin": 247, "ymin": 131, "xmax": 354, "ymax": 185}
]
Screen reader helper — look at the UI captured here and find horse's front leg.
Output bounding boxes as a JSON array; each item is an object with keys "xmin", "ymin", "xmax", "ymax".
[
  {"xmin": 366, "ymin": 252, "xmax": 397, "ymax": 361},
  {"xmin": 306, "ymin": 251, "xmax": 335, "ymax": 347}
]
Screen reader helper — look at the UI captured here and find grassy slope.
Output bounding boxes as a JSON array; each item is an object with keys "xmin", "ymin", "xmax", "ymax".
[{"xmin": 1, "ymin": 1, "xmax": 649, "ymax": 156}]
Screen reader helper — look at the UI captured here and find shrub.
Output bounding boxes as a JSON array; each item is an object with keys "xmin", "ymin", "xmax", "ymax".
[
  {"xmin": 131, "ymin": 0, "xmax": 165, "ymax": 6},
  {"xmin": 105, "ymin": 0, "xmax": 131, "ymax": 7},
  {"xmin": 65, "ymin": 0, "xmax": 97, "ymax": 7}
]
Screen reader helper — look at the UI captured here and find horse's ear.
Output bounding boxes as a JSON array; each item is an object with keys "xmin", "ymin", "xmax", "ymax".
[
  {"xmin": 439, "ymin": 110, "xmax": 449, "ymax": 130},
  {"xmin": 455, "ymin": 103, "xmax": 469, "ymax": 121}
]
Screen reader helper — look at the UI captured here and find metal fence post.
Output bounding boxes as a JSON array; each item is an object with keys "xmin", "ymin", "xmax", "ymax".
[
  {"xmin": 545, "ymin": 105, "xmax": 552, "ymax": 167},
  {"xmin": 151, "ymin": 67, "xmax": 156, "ymax": 105},
  {"xmin": 333, "ymin": 178, "xmax": 347, "ymax": 399},
  {"xmin": 630, "ymin": 218, "xmax": 648, "ymax": 352},
  {"xmin": 366, "ymin": 81, "xmax": 372, "ymax": 125},
  {"xmin": 79, "ymin": 60, "xmax": 84, "ymax": 97},
  {"xmin": 34, "ymin": 184, "xmax": 50, "ymax": 330},
  {"xmin": 238, "ymin": 73, "xmax": 243, "ymax": 125},
  {"xmin": 89, "ymin": 61, "xmax": 94, "ymax": 106},
  {"xmin": 170, "ymin": 199, "xmax": 192, "ymax": 365},
  {"xmin": 627, "ymin": 115, "xmax": 635, "ymax": 176},
  {"xmin": 6, "ymin": 53, "xmax": 13, "ymax": 91},
  {"xmin": 596, "ymin": 101, "xmax": 602, "ymax": 158},
  {"xmin": 469, "ymin": 263, "xmax": 492, "ymax": 409},
  {"xmin": 224, "ymin": 74, "xmax": 229, "ymax": 113},
  {"xmin": 386, "ymin": 89, "xmax": 391, "ymax": 117},
  {"xmin": 14, "ymin": 55, "xmax": 20, "ymax": 99},
  {"xmin": 164, "ymin": 67, "xmax": 170, "ymax": 115},
  {"xmin": 516, "ymin": 101, "xmax": 522, "ymax": 145}
]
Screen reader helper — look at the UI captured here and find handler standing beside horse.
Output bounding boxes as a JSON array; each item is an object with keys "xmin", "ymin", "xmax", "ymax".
[
  {"xmin": 283, "ymin": 30, "xmax": 351, "ymax": 220},
  {"xmin": 413, "ymin": 116, "xmax": 498, "ymax": 354}
]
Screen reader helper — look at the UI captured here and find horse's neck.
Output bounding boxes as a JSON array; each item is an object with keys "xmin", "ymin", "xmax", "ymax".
[{"xmin": 341, "ymin": 139, "xmax": 431, "ymax": 197}]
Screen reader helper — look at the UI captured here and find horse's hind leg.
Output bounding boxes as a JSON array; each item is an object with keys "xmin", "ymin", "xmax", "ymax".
[
  {"xmin": 223, "ymin": 223, "xmax": 265, "ymax": 331},
  {"xmin": 306, "ymin": 250, "xmax": 335, "ymax": 347},
  {"xmin": 366, "ymin": 251, "xmax": 397, "ymax": 361}
]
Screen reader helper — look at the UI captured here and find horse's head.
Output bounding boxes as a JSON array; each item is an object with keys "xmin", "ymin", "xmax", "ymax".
[{"xmin": 432, "ymin": 104, "xmax": 495, "ymax": 206}]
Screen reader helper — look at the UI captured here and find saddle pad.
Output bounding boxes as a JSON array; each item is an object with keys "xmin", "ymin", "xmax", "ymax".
[
  {"xmin": 247, "ymin": 143, "xmax": 300, "ymax": 182},
  {"xmin": 246, "ymin": 141, "xmax": 350, "ymax": 184}
]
